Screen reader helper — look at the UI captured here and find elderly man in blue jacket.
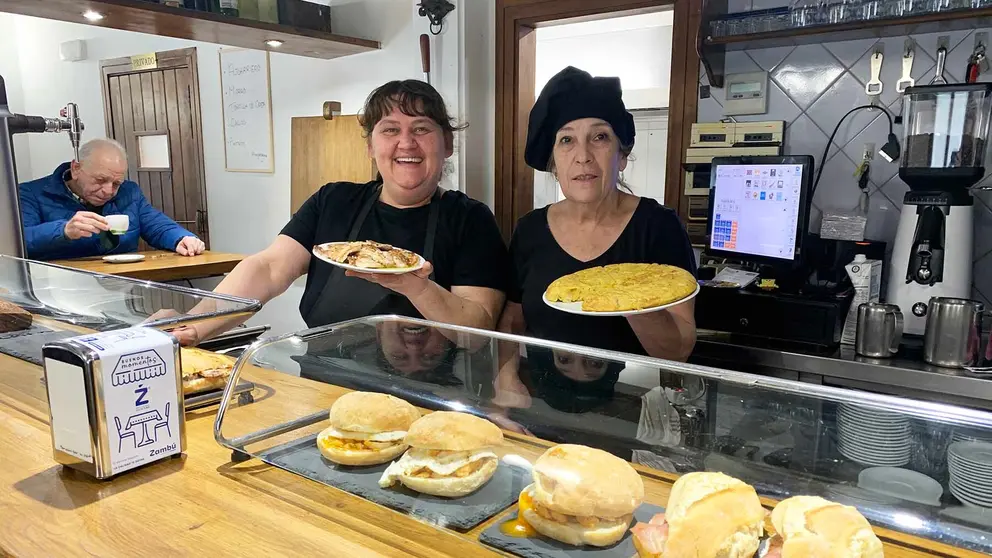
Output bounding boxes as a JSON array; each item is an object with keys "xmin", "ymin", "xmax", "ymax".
[{"xmin": 18, "ymin": 138, "xmax": 205, "ymax": 260}]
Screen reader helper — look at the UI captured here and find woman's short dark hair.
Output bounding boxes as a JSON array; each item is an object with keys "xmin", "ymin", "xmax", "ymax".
[{"xmin": 359, "ymin": 79, "xmax": 466, "ymax": 138}]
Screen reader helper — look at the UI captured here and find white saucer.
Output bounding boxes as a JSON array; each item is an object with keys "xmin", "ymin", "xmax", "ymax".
[
  {"xmin": 102, "ymin": 254, "xmax": 146, "ymax": 263},
  {"xmin": 858, "ymin": 467, "xmax": 942, "ymax": 506}
]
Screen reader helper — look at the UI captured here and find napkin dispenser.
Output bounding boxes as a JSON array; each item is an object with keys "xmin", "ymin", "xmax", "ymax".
[{"xmin": 41, "ymin": 327, "xmax": 186, "ymax": 479}]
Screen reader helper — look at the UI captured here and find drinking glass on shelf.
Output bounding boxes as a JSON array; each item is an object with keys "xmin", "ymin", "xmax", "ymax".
[
  {"xmin": 709, "ymin": 19, "xmax": 727, "ymax": 37},
  {"xmin": 930, "ymin": 0, "xmax": 951, "ymax": 11},
  {"xmin": 791, "ymin": 0, "xmax": 826, "ymax": 26},
  {"xmin": 827, "ymin": 0, "xmax": 856, "ymax": 22},
  {"xmin": 899, "ymin": 0, "xmax": 927, "ymax": 14},
  {"xmin": 861, "ymin": 0, "xmax": 882, "ymax": 20}
]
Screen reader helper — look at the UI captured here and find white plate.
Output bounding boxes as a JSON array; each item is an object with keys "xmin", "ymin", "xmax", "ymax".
[
  {"xmin": 312, "ymin": 242, "xmax": 425, "ymax": 275},
  {"xmin": 838, "ymin": 405, "xmax": 912, "ymax": 420},
  {"xmin": 949, "ymin": 442, "xmax": 992, "ymax": 465},
  {"xmin": 839, "ymin": 441, "xmax": 911, "ymax": 459},
  {"xmin": 542, "ymin": 283, "xmax": 700, "ymax": 317},
  {"xmin": 837, "ymin": 421, "xmax": 912, "ymax": 437},
  {"xmin": 102, "ymin": 254, "xmax": 146, "ymax": 263},
  {"xmin": 950, "ymin": 477, "xmax": 992, "ymax": 498},
  {"xmin": 839, "ymin": 445, "xmax": 910, "ymax": 467},
  {"xmin": 858, "ymin": 467, "xmax": 943, "ymax": 506},
  {"xmin": 950, "ymin": 482, "xmax": 992, "ymax": 508}
]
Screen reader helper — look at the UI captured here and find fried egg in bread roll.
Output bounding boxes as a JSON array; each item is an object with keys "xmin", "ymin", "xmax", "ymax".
[
  {"xmin": 378, "ymin": 411, "xmax": 503, "ymax": 497},
  {"xmin": 766, "ymin": 496, "xmax": 883, "ymax": 558},
  {"xmin": 317, "ymin": 392, "xmax": 420, "ymax": 466},
  {"xmin": 631, "ymin": 471, "xmax": 766, "ymax": 558},
  {"xmin": 518, "ymin": 444, "xmax": 644, "ymax": 547}
]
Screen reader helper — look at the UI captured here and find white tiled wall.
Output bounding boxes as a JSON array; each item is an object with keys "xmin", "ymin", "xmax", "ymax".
[{"xmin": 698, "ymin": 28, "xmax": 992, "ymax": 305}]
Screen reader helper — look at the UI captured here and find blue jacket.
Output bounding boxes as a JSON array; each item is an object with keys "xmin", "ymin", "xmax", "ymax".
[{"xmin": 19, "ymin": 162, "xmax": 196, "ymax": 260}]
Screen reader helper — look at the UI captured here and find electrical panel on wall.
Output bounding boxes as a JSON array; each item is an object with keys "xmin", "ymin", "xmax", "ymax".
[{"xmin": 723, "ymin": 71, "xmax": 769, "ymax": 116}]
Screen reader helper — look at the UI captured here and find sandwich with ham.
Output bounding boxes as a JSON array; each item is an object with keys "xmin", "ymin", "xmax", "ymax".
[
  {"xmin": 179, "ymin": 347, "xmax": 234, "ymax": 395},
  {"xmin": 518, "ymin": 444, "xmax": 644, "ymax": 547},
  {"xmin": 378, "ymin": 411, "xmax": 503, "ymax": 497},
  {"xmin": 631, "ymin": 471, "xmax": 766, "ymax": 558},
  {"xmin": 317, "ymin": 391, "xmax": 421, "ymax": 466},
  {"xmin": 764, "ymin": 495, "xmax": 883, "ymax": 558}
]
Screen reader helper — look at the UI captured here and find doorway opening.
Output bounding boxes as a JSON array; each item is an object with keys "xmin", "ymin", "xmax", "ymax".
[
  {"xmin": 100, "ymin": 47, "xmax": 210, "ymax": 249},
  {"xmin": 531, "ymin": 10, "xmax": 674, "ymax": 209}
]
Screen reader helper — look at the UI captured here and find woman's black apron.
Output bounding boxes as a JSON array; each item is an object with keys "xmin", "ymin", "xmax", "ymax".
[{"xmin": 303, "ymin": 185, "xmax": 441, "ymax": 327}]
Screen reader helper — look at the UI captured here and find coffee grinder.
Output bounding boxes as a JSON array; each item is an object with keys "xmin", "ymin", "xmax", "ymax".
[{"xmin": 887, "ymin": 84, "xmax": 992, "ymax": 335}]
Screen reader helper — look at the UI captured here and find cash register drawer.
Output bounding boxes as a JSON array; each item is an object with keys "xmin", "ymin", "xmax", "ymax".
[{"xmin": 695, "ymin": 287, "xmax": 847, "ymax": 347}]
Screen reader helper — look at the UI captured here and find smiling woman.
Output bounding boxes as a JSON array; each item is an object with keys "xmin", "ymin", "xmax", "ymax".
[{"xmin": 168, "ymin": 80, "xmax": 511, "ymax": 347}]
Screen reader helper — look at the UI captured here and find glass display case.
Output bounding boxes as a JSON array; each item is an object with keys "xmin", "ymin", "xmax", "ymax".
[
  {"xmin": 216, "ymin": 315, "xmax": 992, "ymax": 555},
  {"xmin": 0, "ymin": 255, "xmax": 259, "ymax": 332},
  {"xmin": 0, "ymin": 255, "xmax": 259, "ymax": 372}
]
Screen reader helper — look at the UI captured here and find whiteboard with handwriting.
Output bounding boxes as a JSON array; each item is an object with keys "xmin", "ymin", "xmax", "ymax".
[{"xmin": 219, "ymin": 48, "xmax": 274, "ymax": 172}]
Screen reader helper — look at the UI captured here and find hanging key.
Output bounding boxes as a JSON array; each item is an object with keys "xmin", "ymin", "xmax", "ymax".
[{"xmin": 968, "ymin": 43, "xmax": 987, "ymax": 84}]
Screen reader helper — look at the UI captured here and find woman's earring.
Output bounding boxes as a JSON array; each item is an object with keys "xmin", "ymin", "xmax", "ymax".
[{"xmin": 618, "ymin": 171, "xmax": 625, "ymax": 185}]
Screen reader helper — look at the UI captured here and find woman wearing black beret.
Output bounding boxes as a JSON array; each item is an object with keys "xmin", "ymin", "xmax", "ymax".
[{"xmin": 497, "ymin": 66, "xmax": 697, "ymax": 360}]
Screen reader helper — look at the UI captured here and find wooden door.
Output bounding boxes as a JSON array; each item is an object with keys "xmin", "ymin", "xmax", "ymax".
[
  {"xmin": 100, "ymin": 48, "xmax": 209, "ymax": 249},
  {"xmin": 290, "ymin": 114, "xmax": 377, "ymax": 213}
]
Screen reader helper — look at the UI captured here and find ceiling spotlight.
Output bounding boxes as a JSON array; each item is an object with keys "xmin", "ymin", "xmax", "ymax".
[
  {"xmin": 265, "ymin": 40, "xmax": 284, "ymax": 48},
  {"xmin": 83, "ymin": 10, "xmax": 105, "ymax": 21}
]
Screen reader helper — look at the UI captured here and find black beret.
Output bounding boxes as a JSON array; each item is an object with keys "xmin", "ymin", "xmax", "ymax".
[{"xmin": 524, "ymin": 66, "xmax": 635, "ymax": 172}]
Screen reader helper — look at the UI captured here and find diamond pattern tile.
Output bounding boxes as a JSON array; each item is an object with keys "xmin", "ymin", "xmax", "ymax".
[
  {"xmin": 812, "ymin": 151, "xmax": 862, "ymax": 212},
  {"xmin": 805, "ymin": 73, "xmax": 884, "ymax": 153},
  {"xmin": 784, "ymin": 114, "xmax": 829, "ymax": 160},
  {"xmin": 973, "ymin": 190, "xmax": 992, "ymax": 260},
  {"xmin": 732, "ymin": 79, "xmax": 801, "ymax": 123},
  {"xmin": 879, "ymin": 175, "xmax": 909, "ymax": 210},
  {"xmin": 841, "ymin": 108, "xmax": 901, "ymax": 187},
  {"xmin": 697, "ymin": 96, "xmax": 725, "ymax": 123},
  {"xmin": 748, "ymin": 46, "xmax": 796, "ymax": 73},
  {"xmin": 824, "ymin": 39, "xmax": 878, "ymax": 67},
  {"xmin": 773, "ymin": 45, "xmax": 846, "ymax": 110},
  {"xmin": 911, "ymin": 30, "xmax": 974, "ymax": 63},
  {"xmin": 973, "ymin": 252, "xmax": 992, "ymax": 300},
  {"xmin": 851, "ymin": 37, "xmax": 935, "ymax": 107},
  {"xmin": 726, "ymin": 51, "xmax": 761, "ymax": 74}
]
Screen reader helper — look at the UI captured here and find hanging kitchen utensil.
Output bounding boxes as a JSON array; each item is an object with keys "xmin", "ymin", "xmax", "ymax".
[
  {"xmin": 866, "ymin": 51, "xmax": 884, "ymax": 97},
  {"xmin": 420, "ymin": 33, "xmax": 431, "ymax": 85},
  {"xmin": 967, "ymin": 42, "xmax": 987, "ymax": 84},
  {"xmin": 896, "ymin": 47, "xmax": 915, "ymax": 93},
  {"xmin": 931, "ymin": 46, "xmax": 949, "ymax": 85}
]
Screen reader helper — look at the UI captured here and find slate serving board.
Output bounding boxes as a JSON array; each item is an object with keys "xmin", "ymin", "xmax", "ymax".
[
  {"xmin": 257, "ymin": 433, "xmax": 529, "ymax": 530},
  {"xmin": 479, "ymin": 502, "xmax": 665, "ymax": 558},
  {"xmin": 0, "ymin": 325, "xmax": 76, "ymax": 366}
]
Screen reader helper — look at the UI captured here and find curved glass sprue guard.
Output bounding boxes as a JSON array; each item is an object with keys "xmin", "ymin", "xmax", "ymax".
[
  {"xmin": 0, "ymin": 255, "xmax": 260, "ymax": 331},
  {"xmin": 214, "ymin": 315, "xmax": 992, "ymax": 553}
]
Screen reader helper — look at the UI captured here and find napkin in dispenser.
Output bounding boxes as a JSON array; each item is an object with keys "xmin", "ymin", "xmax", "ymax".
[{"xmin": 42, "ymin": 327, "xmax": 185, "ymax": 479}]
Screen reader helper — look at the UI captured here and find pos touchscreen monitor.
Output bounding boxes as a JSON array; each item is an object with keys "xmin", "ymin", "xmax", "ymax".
[{"xmin": 706, "ymin": 155, "xmax": 814, "ymax": 265}]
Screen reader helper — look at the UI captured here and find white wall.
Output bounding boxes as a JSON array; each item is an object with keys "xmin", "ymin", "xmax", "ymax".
[
  {"xmin": 534, "ymin": 11, "xmax": 674, "ymax": 110},
  {"xmin": 0, "ymin": 0, "xmax": 487, "ymax": 336}
]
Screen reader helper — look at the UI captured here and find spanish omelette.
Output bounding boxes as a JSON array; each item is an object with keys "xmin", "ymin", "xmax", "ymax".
[{"xmin": 544, "ymin": 263, "xmax": 697, "ymax": 312}]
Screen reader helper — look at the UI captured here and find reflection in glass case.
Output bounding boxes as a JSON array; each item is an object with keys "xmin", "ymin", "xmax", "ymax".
[
  {"xmin": 216, "ymin": 315, "xmax": 992, "ymax": 554},
  {"xmin": 0, "ymin": 255, "xmax": 259, "ymax": 331}
]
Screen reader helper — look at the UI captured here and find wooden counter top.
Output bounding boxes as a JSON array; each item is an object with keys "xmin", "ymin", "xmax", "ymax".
[
  {"xmin": 0, "ymin": 350, "xmax": 980, "ymax": 557},
  {"xmin": 50, "ymin": 250, "xmax": 244, "ymax": 283}
]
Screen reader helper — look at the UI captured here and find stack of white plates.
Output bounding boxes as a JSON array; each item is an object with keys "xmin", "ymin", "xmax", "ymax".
[
  {"xmin": 948, "ymin": 441, "xmax": 992, "ymax": 508},
  {"xmin": 952, "ymin": 428, "xmax": 992, "ymax": 444},
  {"xmin": 836, "ymin": 404, "xmax": 911, "ymax": 467}
]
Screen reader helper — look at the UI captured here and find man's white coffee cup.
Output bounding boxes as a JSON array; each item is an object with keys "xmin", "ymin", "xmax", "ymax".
[{"xmin": 105, "ymin": 215, "xmax": 129, "ymax": 235}]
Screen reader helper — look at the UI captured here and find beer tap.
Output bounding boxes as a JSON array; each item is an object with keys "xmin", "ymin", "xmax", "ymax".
[{"xmin": 8, "ymin": 103, "xmax": 85, "ymax": 161}]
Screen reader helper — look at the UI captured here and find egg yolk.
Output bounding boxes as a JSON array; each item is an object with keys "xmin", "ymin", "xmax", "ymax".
[{"xmin": 500, "ymin": 490, "xmax": 537, "ymax": 538}]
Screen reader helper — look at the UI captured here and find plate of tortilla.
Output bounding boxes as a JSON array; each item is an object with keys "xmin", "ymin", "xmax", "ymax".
[
  {"xmin": 313, "ymin": 241, "xmax": 425, "ymax": 275},
  {"xmin": 543, "ymin": 263, "xmax": 699, "ymax": 316}
]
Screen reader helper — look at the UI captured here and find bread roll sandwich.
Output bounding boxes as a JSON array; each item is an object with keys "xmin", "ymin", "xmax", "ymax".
[
  {"xmin": 378, "ymin": 411, "xmax": 503, "ymax": 497},
  {"xmin": 179, "ymin": 347, "xmax": 234, "ymax": 395},
  {"xmin": 317, "ymin": 392, "xmax": 420, "ymax": 466},
  {"xmin": 765, "ymin": 496, "xmax": 883, "ymax": 558},
  {"xmin": 631, "ymin": 471, "xmax": 765, "ymax": 558},
  {"xmin": 517, "ymin": 444, "xmax": 644, "ymax": 547}
]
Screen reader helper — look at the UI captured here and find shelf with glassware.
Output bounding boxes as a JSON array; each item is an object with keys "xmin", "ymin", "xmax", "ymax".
[{"xmin": 699, "ymin": 2, "xmax": 992, "ymax": 87}]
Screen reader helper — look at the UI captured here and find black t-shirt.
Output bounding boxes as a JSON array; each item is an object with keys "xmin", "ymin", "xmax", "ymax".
[
  {"xmin": 280, "ymin": 181, "xmax": 510, "ymax": 324},
  {"xmin": 508, "ymin": 198, "xmax": 697, "ymax": 355}
]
